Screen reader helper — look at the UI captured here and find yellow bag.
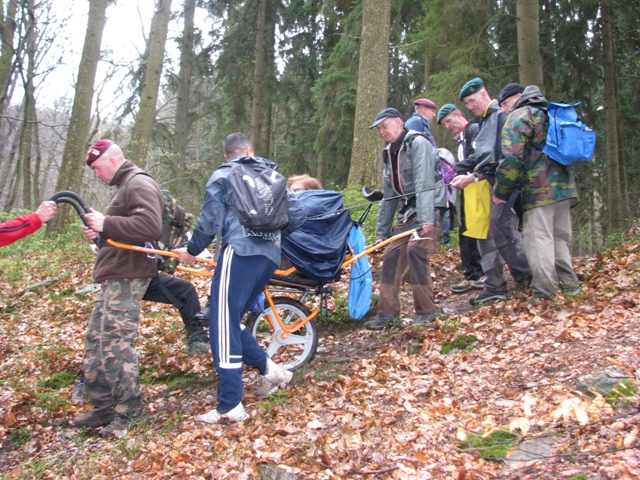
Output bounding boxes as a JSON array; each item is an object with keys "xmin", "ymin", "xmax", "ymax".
[{"xmin": 462, "ymin": 180, "xmax": 491, "ymax": 239}]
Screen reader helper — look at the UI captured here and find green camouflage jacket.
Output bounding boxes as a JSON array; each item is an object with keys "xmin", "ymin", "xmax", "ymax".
[{"xmin": 494, "ymin": 85, "xmax": 578, "ymax": 210}]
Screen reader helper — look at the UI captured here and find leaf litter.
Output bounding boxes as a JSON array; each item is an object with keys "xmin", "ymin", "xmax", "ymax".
[{"xmin": 0, "ymin": 242, "xmax": 639, "ymax": 479}]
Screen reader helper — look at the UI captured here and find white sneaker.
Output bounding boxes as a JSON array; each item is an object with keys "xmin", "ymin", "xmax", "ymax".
[
  {"xmin": 263, "ymin": 358, "xmax": 293, "ymax": 390},
  {"xmin": 194, "ymin": 403, "xmax": 249, "ymax": 424}
]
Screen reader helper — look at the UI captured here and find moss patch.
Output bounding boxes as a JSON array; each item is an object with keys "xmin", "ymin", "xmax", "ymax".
[
  {"xmin": 441, "ymin": 335, "xmax": 478, "ymax": 355},
  {"xmin": 459, "ymin": 428, "xmax": 518, "ymax": 460}
]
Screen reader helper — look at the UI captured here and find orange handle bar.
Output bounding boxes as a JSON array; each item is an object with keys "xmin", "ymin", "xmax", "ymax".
[
  {"xmin": 104, "ymin": 239, "xmax": 300, "ymax": 278},
  {"xmin": 341, "ymin": 228, "xmax": 416, "ymax": 268}
]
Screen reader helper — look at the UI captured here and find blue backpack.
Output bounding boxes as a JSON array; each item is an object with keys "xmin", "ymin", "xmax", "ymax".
[{"xmin": 542, "ymin": 102, "xmax": 596, "ymax": 166}]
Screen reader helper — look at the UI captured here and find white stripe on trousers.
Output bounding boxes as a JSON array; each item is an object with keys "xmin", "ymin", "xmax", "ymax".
[{"xmin": 218, "ymin": 246, "xmax": 242, "ymax": 369}]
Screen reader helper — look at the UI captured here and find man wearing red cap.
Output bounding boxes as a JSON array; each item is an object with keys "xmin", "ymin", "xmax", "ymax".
[
  {"xmin": 404, "ymin": 98, "xmax": 438, "ymax": 146},
  {"xmin": 74, "ymin": 139, "xmax": 163, "ymax": 438}
]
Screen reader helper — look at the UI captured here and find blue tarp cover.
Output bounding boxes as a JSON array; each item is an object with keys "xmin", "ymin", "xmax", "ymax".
[{"xmin": 281, "ymin": 190, "xmax": 353, "ymax": 282}]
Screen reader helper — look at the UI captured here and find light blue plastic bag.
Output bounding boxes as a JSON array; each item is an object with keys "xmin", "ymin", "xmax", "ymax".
[{"xmin": 347, "ymin": 225, "xmax": 372, "ymax": 320}]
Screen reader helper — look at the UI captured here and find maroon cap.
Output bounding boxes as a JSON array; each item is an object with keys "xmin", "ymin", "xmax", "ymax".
[
  {"xmin": 414, "ymin": 98, "xmax": 438, "ymax": 110},
  {"xmin": 86, "ymin": 139, "xmax": 114, "ymax": 166}
]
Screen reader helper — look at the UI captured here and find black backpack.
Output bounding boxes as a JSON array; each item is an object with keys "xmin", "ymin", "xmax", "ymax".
[{"xmin": 226, "ymin": 157, "xmax": 289, "ymax": 233}]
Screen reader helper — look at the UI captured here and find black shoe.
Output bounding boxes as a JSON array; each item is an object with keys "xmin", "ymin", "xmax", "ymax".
[
  {"xmin": 194, "ymin": 310, "xmax": 209, "ymax": 327},
  {"xmin": 560, "ymin": 285, "xmax": 581, "ymax": 296},
  {"xmin": 365, "ymin": 314, "xmax": 398, "ymax": 330},
  {"xmin": 515, "ymin": 277, "xmax": 532, "ymax": 292},
  {"xmin": 411, "ymin": 313, "xmax": 438, "ymax": 326},
  {"xmin": 99, "ymin": 410, "xmax": 148, "ymax": 439},
  {"xmin": 74, "ymin": 408, "xmax": 116, "ymax": 429},
  {"xmin": 469, "ymin": 291, "xmax": 507, "ymax": 306},
  {"xmin": 188, "ymin": 341, "xmax": 211, "ymax": 355},
  {"xmin": 529, "ymin": 295, "xmax": 549, "ymax": 305},
  {"xmin": 451, "ymin": 279, "xmax": 472, "ymax": 293}
]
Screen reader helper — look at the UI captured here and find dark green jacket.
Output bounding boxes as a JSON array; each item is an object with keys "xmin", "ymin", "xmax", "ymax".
[{"xmin": 494, "ymin": 86, "xmax": 578, "ymax": 210}]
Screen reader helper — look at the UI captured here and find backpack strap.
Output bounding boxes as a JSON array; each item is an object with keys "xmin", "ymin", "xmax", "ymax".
[
  {"xmin": 119, "ymin": 170, "xmax": 164, "ymax": 247},
  {"xmin": 404, "ymin": 132, "xmax": 444, "ymax": 183}
]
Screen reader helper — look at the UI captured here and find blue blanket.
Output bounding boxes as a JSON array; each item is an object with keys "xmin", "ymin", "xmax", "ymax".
[{"xmin": 281, "ymin": 190, "xmax": 353, "ymax": 282}]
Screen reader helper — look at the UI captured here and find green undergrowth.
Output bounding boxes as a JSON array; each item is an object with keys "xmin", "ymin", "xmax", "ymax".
[
  {"xmin": 139, "ymin": 367, "xmax": 200, "ymax": 390},
  {"xmin": 606, "ymin": 379, "xmax": 636, "ymax": 405},
  {"xmin": 8, "ymin": 427, "xmax": 32, "ymax": 446},
  {"xmin": 572, "ymin": 220, "xmax": 639, "ymax": 257},
  {"xmin": 37, "ymin": 371, "xmax": 78, "ymax": 390},
  {"xmin": 0, "ymin": 217, "xmax": 94, "ymax": 287},
  {"xmin": 459, "ymin": 428, "xmax": 519, "ymax": 460},
  {"xmin": 257, "ymin": 389, "xmax": 291, "ymax": 413},
  {"xmin": 316, "ymin": 292, "xmax": 379, "ymax": 335}
]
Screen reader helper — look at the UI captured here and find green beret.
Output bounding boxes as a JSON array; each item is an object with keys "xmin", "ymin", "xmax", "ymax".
[
  {"xmin": 459, "ymin": 77, "xmax": 484, "ymax": 100},
  {"xmin": 437, "ymin": 104, "xmax": 458, "ymax": 124}
]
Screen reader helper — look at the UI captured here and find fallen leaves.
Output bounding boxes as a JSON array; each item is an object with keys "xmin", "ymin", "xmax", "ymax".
[{"xmin": 0, "ymin": 241, "xmax": 639, "ymax": 478}]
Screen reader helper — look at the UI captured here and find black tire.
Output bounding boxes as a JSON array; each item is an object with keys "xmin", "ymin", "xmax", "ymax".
[{"xmin": 244, "ymin": 297, "xmax": 318, "ymax": 371}]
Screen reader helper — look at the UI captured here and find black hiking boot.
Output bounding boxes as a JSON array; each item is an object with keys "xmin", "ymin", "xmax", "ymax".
[{"xmin": 74, "ymin": 408, "xmax": 116, "ymax": 429}]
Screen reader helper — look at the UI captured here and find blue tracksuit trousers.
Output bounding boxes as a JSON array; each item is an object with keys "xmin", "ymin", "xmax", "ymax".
[{"xmin": 209, "ymin": 246, "xmax": 276, "ymax": 412}]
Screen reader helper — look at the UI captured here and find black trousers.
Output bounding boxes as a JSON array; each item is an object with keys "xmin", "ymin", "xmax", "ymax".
[
  {"xmin": 143, "ymin": 275, "xmax": 208, "ymax": 343},
  {"xmin": 458, "ymin": 189, "xmax": 484, "ymax": 280}
]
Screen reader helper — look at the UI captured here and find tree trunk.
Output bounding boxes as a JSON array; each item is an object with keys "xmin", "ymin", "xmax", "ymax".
[
  {"xmin": 516, "ymin": 0, "xmax": 543, "ymax": 86},
  {"xmin": 19, "ymin": 0, "xmax": 40, "ymax": 210},
  {"xmin": 601, "ymin": 0, "xmax": 622, "ymax": 231},
  {"xmin": 30, "ymin": 99, "xmax": 42, "ymax": 203},
  {"xmin": 250, "ymin": 0, "xmax": 267, "ymax": 155},
  {"xmin": 0, "ymin": 0, "xmax": 18, "ymax": 118},
  {"xmin": 0, "ymin": 128, "xmax": 21, "ymax": 209},
  {"xmin": 4, "ymin": 147, "xmax": 21, "ymax": 212},
  {"xmin": 47, "ymin": 0, "xmax": 109, "ymax": 234},
  {"xmin": 173, "ymin": 0, "xmax": 196, "ymax": 199},
  {"xmin": 262, "ymin": 5, "xmax": 276, "ymax": 157},
  {"xmin": 347, "ymin": 0, "xmax": 391, "ymax": 188},
  {"xmin": 128, "ymin": 0, "xmax": 172, "ymax": 167},
  {"xmin": 316, "ymin": 151, "xmax": 326, "ymax": 187}
]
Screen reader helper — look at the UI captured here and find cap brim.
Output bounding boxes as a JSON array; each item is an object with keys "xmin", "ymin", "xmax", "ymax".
[{"xmin": 369, "ymin": 119, "xmax": 385, "ymax": 129}]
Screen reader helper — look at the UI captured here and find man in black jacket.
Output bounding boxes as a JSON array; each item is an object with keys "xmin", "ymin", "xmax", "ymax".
[
  {"xmin": 451, "ymin": 78, "xmax": 531, "ymax": 305},
  {"xmin": 437, "ymin": 104, "xmax": 484, "ymax": 293}
]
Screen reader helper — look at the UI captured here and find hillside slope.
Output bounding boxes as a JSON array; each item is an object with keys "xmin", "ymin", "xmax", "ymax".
[{"xmin": 0, "ymin": 241, "xmax": 639, "ymax": 479}]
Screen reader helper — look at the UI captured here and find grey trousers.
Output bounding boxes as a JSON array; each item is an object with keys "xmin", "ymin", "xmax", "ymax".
[
  {"xmin": 478, "ymin": 190, "xmax": 531, "ymax": 294},
  {"xmin": 523, "ymin": 199, "xmax": 579, "ymax": 298}
]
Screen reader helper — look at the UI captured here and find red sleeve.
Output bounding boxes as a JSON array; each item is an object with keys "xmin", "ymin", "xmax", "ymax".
[{"xmin": 0, "ymin": 213, "xmax": 42, "ymax": 247}]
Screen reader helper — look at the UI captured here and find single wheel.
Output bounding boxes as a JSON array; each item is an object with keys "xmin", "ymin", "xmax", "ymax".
[{"xmin": 244, "ymin": 297, "xmax": 318, "ymax": 371}]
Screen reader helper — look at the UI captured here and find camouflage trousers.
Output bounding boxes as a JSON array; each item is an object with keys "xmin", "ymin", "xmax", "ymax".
[{"xmin": 83, "ymin": 277, "xmax": 151, "ymax": 415}]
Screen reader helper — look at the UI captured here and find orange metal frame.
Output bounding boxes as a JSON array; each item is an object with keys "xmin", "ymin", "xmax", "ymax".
[{"xmin": 105, "ymin": 228, "xmax": 415, "ymax": 336}]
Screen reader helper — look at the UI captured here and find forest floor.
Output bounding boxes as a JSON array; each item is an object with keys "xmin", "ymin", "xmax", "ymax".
[{"xmin": 0, "ymin": 239, "xmax": 639, "ymax": 479}]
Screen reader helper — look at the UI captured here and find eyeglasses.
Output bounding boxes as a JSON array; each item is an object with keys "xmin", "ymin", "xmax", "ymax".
[{"xmin": 376, "ymin": 118, "xmax": 396, "ymax": 131}]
